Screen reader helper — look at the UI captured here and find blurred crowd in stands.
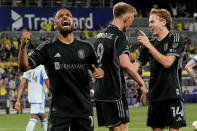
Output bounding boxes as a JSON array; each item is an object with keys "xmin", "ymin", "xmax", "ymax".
[
  {"xmin": 0, "ymin": 0, "xmax": 197, "ymax": 111},
  {"xmin": 0, "ymin": 18, "xmax": 197, "ymax": 110}
]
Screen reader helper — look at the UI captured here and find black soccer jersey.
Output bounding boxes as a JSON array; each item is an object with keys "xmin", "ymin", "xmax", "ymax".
[
  {"xmin": 94, "ymin": 24, "xmax": 130, "ymax": 101},
  {"xmin": 136, "ymin": 33, "xmax": 185, "ymax": 102},
  {"xmin": 28, "ymin": 38, "xmax": 98, "ymax": 117}
]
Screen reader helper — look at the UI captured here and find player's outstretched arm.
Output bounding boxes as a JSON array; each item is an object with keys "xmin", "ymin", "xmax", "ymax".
[
  {"xmin": 137, "ymin": 30, "xmax": 176, "ymax": 68},
  {"xmin": 119, "ymin": 54, "xmax": 147, "ymax": 102},
  {"xmin": 18, "ymin": 32, "xmax": 32, "ymax": 72},
  {"xmin": 15, "ymin": 79, "xmax": 26, "ymax": 111}
]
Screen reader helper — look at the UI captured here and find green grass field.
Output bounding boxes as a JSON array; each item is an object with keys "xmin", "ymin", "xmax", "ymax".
[{"xmin": 0, "ymin": 104, "xmax": 197, "ymax": 131}]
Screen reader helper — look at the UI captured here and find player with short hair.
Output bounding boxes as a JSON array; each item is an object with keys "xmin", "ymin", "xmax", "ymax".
[
  {"xmin": 15, "ymin": 65, "xmax": 50, "ymax": 131},
  {"xmin": 94, "ymin": 2, "xmax": 146, "ymax": 131},
  {"xmin": 18, "ymin": 8, "xmax": 104, "ymax": 131},
  {"xmin": 134, "ymin": 8, "xmax": 186, "ymax": 131}
]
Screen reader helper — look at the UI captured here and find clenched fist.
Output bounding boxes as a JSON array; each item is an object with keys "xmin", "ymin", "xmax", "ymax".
[{"xmin": 21, "ymin": 32, "xmax": 32, "ymax": 45}]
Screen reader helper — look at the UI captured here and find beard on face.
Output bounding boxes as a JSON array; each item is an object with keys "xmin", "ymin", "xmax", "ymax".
[{"xmin": 59, "ymin": 28, "xmax": 73, "ymax": 37}]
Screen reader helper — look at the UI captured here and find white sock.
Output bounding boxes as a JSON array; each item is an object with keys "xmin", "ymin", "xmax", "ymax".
[
  {"xmin": 40, "ymin": 119, "xmax": 47, "ymax": 131},
  {"xmin": 26, "ymin": 119, "xmax": 37, "ymax": 131}
]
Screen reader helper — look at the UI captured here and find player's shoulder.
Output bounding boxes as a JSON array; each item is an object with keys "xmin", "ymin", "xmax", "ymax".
[
  {"xmin": 192, "ymin": 55, "xmax": 197, "ymax": 60},
  {"xmin": 31, "ymin": 65, "xmax": 42, "ymax": 72},
  {"xmin": 36, "ymin": 65, "xmax": 45, "ymax": 70},
  {"xmin": 23, "ymin": 68, "xmax": 33, "ymax": 75},
  {"xmin": 149, "ymin": 37, "xmax": 156, "ymax": 43},
  {"xmin": 169, "ymin": 32, "xmax": 181, "ymax": 37},
  {"xmin": 75, "ymin": 38, "xmax": 90, "ymax": 44},
  {"xmin": 169, "ymin": 32, "xmax": 183, "ymax": 42},
  {"xmin": 36, "ymin": 40, "xmax": 53, "ymax": 50},
  {"xmin": 75, "ymin": 38, "xmax": 94, "ymax": 49},
  {"xmin": 100, "ymin": 24, "xmax": 123, "ymax": 37},
  {"xmin": 107, "ymin": 24, "xmax": 124, "ymax": 37}
]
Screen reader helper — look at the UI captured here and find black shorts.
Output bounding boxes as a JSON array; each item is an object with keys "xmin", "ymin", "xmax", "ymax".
[
  {"xmin": 95, "ymin": 96, "xmax": 130, "ymax": 128},
  {"xmin": 147, "ymin": 99, "xmax": 186, "ymax": 128},
  {"xmin": 47, "ymin": 112, "xmax": 94, "ymax": 131}
]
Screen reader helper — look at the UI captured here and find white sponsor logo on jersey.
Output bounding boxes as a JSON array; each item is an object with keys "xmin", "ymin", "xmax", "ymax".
[{"xmin": 54, "ymin": 53, "xmax": 61, "ymax": 58}]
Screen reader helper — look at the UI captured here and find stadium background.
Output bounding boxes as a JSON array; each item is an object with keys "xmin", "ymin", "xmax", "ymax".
[{"xmin": 0, "ymin": 0, "xmax": 197, "ymax": 130}]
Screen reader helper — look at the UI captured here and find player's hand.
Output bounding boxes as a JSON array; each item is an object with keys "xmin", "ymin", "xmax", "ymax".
[
  {"xmin": 15, "ymin": 101, "xmax": 21, "ymax": 111},
  {"xmin": 91, "ymin": 64, "xmax": 104, "ymax": 79},
  {"xmin": 21, "ymin": 32, "xmax": 32, "ymax": 45},
  {"xmin": 139, "ymin": 85, "xmax": 147, "ymax": 103},
  {"xmin": 137, "ymin": 30, "xmax": 150, "ymax": 48}
]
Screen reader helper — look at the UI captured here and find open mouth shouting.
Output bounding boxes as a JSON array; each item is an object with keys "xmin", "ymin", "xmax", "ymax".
[{"xmin": 62, "ymin": 21, "xmax": 70, "ymax": 28}]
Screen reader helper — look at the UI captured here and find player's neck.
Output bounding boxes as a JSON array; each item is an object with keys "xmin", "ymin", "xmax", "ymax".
[
  {"xmin": 156, "ymin": 28, "xmax": 169, "ymax": 41},
  {"xmin": 58, "ymin": 33, "xmax": 74, "ymax": 44},
  {"xmin": 111, "ymin": 19, "xmax": 124, "ymax": 32}
]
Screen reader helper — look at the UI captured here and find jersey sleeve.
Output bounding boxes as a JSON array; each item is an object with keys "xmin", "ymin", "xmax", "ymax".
[
  {"xmin": 136, "ymin": 46, "xmax": 149, "ymax": 66},
  {"xmin": 41, "ymin": 65, "xmax": 48, "ymax": 80},
  {"xmin": 28, "ymin": 41, "xmax": 49, "ymax": 68},
  {"xmin": 192, "ymin": 56, "xmax": 197, "ymax": 63},
  {"xmin": 22, "ymin": 72, "xmax": 28, "ymax": 80},
  {"xmin": 116, "ymin": 35, "xmax": 130, "ymax": 57},
  {"xmin": 166, "ymin": 33, "xmax": 184, "ymax": 57}
]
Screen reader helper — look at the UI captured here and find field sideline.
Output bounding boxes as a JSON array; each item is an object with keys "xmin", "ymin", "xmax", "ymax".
[{"xmin": 0, "ymin": 104, "xmax": 196, "ymax": 131}]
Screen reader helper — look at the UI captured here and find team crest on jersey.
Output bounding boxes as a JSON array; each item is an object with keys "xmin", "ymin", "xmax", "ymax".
[
  {"xmin": 78, "ymin": 49, "xmax": 85, "ymax": 59},
  {"xmin": 54, "ymin": 62, "xmax": 60, "ymax": 70},
  {"xmin": 163, "ymin": 43, "xmax": 168, "ymax": 51}
]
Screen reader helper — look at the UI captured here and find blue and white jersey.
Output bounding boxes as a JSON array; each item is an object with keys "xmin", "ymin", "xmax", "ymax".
[
  {"xmin": 192, "ymin": 56, "xmax": 197, "ymax": 63},
  {"xmin": 23, "ymin": 65, "xmax": 48, "ymax": 103}
]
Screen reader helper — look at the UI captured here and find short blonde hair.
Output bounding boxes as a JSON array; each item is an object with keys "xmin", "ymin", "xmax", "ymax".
[
  {"xmin": 150, "ymin": 8, "xmax": 172, "ymax": 31},
  {"xmin": 113, "ymin": 2, "xmax": 137, "ymax": 18}
]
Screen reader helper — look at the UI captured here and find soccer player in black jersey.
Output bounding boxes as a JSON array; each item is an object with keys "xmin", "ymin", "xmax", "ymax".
[
  {"xmin": 134, "ymin": 8, "xmax": 186, "ymax": 131},
  {"xmin": 94, "ymin": 2, "xmax": 147, "ymax": 131},
  {"xmin": 18, "ymin": 9, "xmax": 104, "ymax": 131}
]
